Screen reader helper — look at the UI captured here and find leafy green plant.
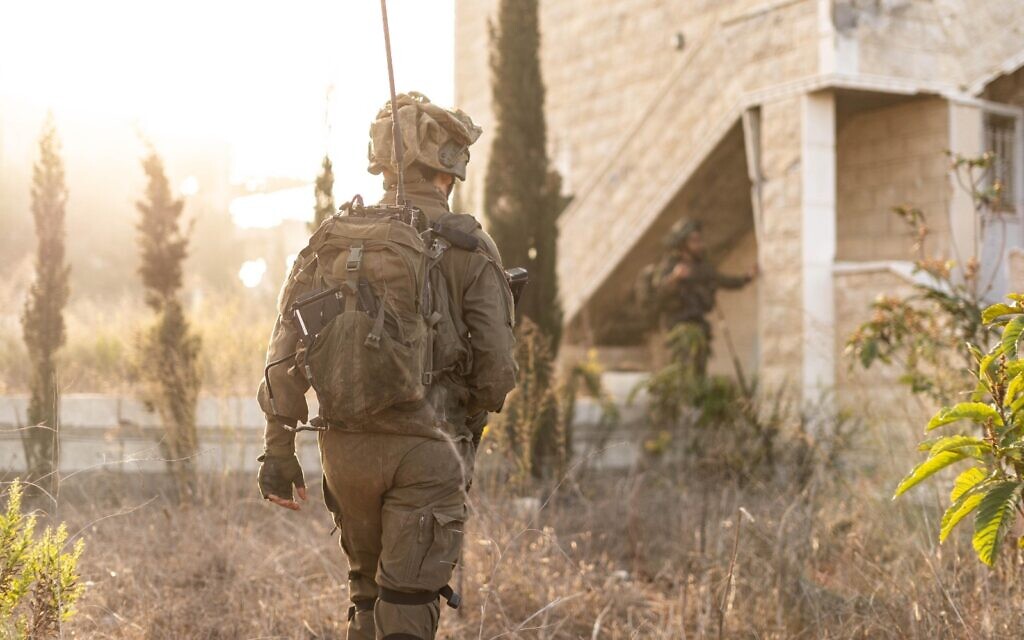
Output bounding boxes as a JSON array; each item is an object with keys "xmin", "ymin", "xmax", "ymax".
[
  {"xmin": 631, "ymin": 325, "xmax": 781, "ymax": 481},
  {"xmin": 632, "ymin": 324, "xmax": 707, "ymax": 432},
  {"xmin": 633, "ymin": 325, "xmax": 853, "ymax": 484},
  {"xmin": 0, "ymin": 480, "xmax": 85, "ymax": 639},
  {"xmin": 894, "ymin": 297, "xmax": 1024, "ymax": 566},
  {"xmin": 847, "ymin": 153, "xmax": 1006, "ymax": 403}
]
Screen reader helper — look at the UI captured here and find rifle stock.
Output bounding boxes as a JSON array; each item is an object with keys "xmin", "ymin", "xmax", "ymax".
[{"xmin": 505, "ymin": 267, "xmax": 528, "ymax": 307}]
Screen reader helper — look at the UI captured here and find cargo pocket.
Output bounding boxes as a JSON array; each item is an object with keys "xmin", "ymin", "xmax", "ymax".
[
  {"xmin": 418, "ymin": 504, "xmax": 466, "ymax": 587},
  {"xmin": 381, "ymin": 505, "xmax": 424, "ymax": 586},
  {"xmin": 381, "ymin": 503, "xmax": 466, "ymax": 590}
]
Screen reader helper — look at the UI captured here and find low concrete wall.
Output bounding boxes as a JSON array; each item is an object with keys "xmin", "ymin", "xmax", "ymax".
[
  {"xmin": 571, "ymin": 372, "xmax": 648, "ymax": 471},
  {"xmin": 0, "ymin": 381, "xmax": 651, "ymax": 474},
  {"xmin": 0, "ymin": 395, "xmax": 322, "ymax": 474}
]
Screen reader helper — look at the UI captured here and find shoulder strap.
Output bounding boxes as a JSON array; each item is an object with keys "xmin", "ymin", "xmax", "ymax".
[
  {"xmin": 431, "ymin": 213, "xmax": 480, "ymax": 252},
  {"xmin": 418, "ymin": 226, "xmax": 461, "ymax": 387}
]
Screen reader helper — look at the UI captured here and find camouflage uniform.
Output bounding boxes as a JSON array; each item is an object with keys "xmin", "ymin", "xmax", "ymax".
[
  {"xmin": 654, "ymin": 220, "xmax": 751, "ymax": 376},
  {"xmin": 257, "ymin": 94, "xmax": 517, "ymax": 640}
]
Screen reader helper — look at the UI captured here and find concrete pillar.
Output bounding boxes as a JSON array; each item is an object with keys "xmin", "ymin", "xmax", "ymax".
[
  {"xmin": 756, "ymin": 92, "xmax": 837, "ymax": 407},
  {"xmin": 800, "ymin": 91, "xmax": 837, "ymax": 406},
  {"xmin": 948, "ymin": 101, "xmax": 985, "ymax": 269}
]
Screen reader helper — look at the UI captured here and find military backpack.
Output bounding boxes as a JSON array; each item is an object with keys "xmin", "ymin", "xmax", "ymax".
[{"xmin": 265, "ymin": 196, "xmax": 482, "ymax": 429}]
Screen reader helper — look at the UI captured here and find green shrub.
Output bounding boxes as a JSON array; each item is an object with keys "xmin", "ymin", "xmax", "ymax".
[
  {"xmin": 634, "ymin": 325, "xmax": 852, "ymax": 484},
  {"xmin": 894, "ymin": 296, "xmax": 1024, "ymax": 566},
  {"xmin": 0, "ymin": 480, "xmax": 85, "ymax": 639},
  {"xmin": 847, "ymin": 153, "xmax": 1005, "ymax": 403},
  {"xmin": 631, "ymin": 325, "xmax": 776, "ymax": 475}
]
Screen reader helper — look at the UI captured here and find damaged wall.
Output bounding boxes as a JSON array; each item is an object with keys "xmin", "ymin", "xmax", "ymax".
[{"xmin": 831, "ymin": 0, "xmax": 1024, "ymax": 86}]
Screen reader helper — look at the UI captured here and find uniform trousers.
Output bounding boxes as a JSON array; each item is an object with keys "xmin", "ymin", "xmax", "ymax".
[{"xmin": 319, "ymin": 429, "xmax": 473, "ymax": 640}]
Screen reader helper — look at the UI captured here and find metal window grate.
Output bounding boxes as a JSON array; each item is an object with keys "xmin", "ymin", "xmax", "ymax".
[{"xmin": 984, "ymin": 114, "xmax": 1017, "ymax": 212}]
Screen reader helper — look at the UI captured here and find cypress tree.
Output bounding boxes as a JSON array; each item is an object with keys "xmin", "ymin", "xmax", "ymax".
[
  {"xmin": 20, "ymin": 114, "xmax": 70, "ymax": 496},
  {"xmin": 311, "ymin": 154, "xmax": 335, "ymax": 231},
  {"xmin": 136, "ymin": 149, "xmax": 201, "ymax": 499},
  {"xmin": 484, "ymin": 0, "xmax": 567, "ymax": 347}
]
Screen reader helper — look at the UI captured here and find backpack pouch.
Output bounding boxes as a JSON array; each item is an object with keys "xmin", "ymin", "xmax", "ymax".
[{"xmin": 306, "ymin": 309, "xmax": 427, "ymax": 425}]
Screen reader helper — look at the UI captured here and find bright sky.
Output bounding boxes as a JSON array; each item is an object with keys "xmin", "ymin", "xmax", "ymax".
[{"xmin": 0, "ymin": 0, "xmax": 454, "ymax": 201}]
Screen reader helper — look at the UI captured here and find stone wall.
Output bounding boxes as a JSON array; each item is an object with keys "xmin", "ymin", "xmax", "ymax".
[
  {"xmin": 455, "ymin": 0, "xmax": 820, "ymax": 221},
  {"xmin": 836, "ymin": 96, "xmax": 951, "ymax": 261},
  {"xmin": 708, "ymin": 230, "xmax": 760, "ymax": 378},
  {"xmin": 453, "ymin": 0, "xmax": 497, "ymax": 216},
  {"xmin": 833, "ymin": 268, "xmax": 925, "ymax": 430},
  {"xmin": 553, "ymin": 0, "xmax": 820, "ymax": 323},
  {"xmin": 834, "ymin": 0, "xmax": 1024, "ymax": 89},
  {"xmin": 1009, "ymin": 247, "xmax": 1024, "ymax": 292},
  {"xmin": 758, "ymin": 96, "xmax": 806, "ymax": 393},
  {"xmin": 984, "ymin": 66, "xmax": 1024, "ymax": 106},
  {"xmin": 455, "ymin": 0, "xmax": 695, "ymax": 217}
]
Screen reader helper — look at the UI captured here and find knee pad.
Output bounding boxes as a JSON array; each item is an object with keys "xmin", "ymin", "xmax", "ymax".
[
  {"xmin": 347, "ymin": 596, "xmax": 376, "ymax": 622},
  {"xmin": 378, "ymin": 585, "xmax": 460, "ymax": 609}
]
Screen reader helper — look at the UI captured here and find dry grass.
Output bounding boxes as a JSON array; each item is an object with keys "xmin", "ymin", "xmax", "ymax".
[
  {"xmin": 6, "ymin": 436, "xmax": 1020, "ymax": 640},
  {"xmin": 39, "ymin": 474, "xmax": 342, "ymax": 639},
  {"xmin": 0, "ymin": 295, "xmax": 273, "ymax": 396}
]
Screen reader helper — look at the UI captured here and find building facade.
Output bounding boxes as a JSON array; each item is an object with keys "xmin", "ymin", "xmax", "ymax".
[{"xmin": 455, "ymin": 0, "xmax": 1024, "ymax": 416}]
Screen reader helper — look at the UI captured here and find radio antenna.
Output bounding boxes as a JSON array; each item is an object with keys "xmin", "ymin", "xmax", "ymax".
[{"xmin": 380, "ymin": 0, "xmax": 406, "ymax": 206}]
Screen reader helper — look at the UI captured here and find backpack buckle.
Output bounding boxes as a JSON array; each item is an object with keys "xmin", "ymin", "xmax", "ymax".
[
  {"xmin": 364, "ymin": 333, "xmax": 381, "ymax": 350},
  {"xmin": 422, "ymin": 371, "xmax": 433, "ymax": 385},
  {"xmin": 346, "ymin": 246, "xmax": 364, "ymax": 272},
  {"xmin": 428, "ymin": 238, "xmax": 447, "ymax": 260}
]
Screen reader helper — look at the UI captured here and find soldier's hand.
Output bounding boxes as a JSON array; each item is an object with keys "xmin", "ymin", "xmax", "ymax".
[
  {"xmin": 671, "ymin": 263, "xmax": 691, "ymax": 281},
  {"xmin": 257, "ymin": 452, "xmax": 308, "ymax": 511}
]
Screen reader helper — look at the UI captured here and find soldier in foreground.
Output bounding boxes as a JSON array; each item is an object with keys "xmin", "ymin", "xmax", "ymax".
[
  {"xmin": 255, "ymin": 93, "xmax": 517, "ymax": 640},
  {"xmin": 653, "ymin": 219, "xmax": 755, "ymax": 376}
]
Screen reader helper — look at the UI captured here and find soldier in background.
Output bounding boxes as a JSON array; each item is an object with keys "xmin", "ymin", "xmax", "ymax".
[{"xmin": 652, "ymin": 219, "xmax": 756, "ymax": 377}]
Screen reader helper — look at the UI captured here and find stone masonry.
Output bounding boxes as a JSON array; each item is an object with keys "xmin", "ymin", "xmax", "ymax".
[
  {"xmin": 456, "ymin": 0, "xmax": 1024, "ymax": 415},
  {"xmin": 758, "ymin": 95, "xmax": 806, "ymax": 393},
  {"xmin": 836, "ymin": 96, "xmax": 951, "ymax": 261}
]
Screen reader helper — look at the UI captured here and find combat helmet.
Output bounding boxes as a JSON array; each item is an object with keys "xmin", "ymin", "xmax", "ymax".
[
  {"xmin": 367, "ymin": 91, "xmax": 482, "ymax": 181},
  {"xmin": 664, "ymin": 218, "xmax": 702, "ymax": 248}
]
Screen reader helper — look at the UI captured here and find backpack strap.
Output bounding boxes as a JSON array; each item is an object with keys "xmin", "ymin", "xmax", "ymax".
[
  {"xmin": 431, "ymin": 213, "xmax": 481, "ymax": 252},
  {"xmin": 420, "ymin": 233, "xmax": 452, "ymax": 386},
  {"xmin": 364, "ymin": 284, "xmax": 388, "ymax": 350},
  {"xmin": 422, "ymin": 308, "xmax": 443, "ymax": 386},
  {"xmin": 344, "ymin": 242, "xmax": 364, "ymax": 313}
]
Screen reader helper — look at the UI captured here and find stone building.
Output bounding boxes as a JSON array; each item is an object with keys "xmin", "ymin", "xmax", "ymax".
[{"xmin": 455, "ymin": 0, "xmax": 1024, "ymax": 415}]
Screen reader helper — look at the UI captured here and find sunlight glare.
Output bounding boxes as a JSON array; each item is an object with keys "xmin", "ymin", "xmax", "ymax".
[
  {"xmin": 179, "ymin": 176, "xmax": 199, "ymax": 197},
  {"xmin": 239, "ymin": 259, "xmax": 268, "ymax": 289},
  {"xmin": 0, "ymin": 0, "xmax": 454, "ymax": 201}
]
